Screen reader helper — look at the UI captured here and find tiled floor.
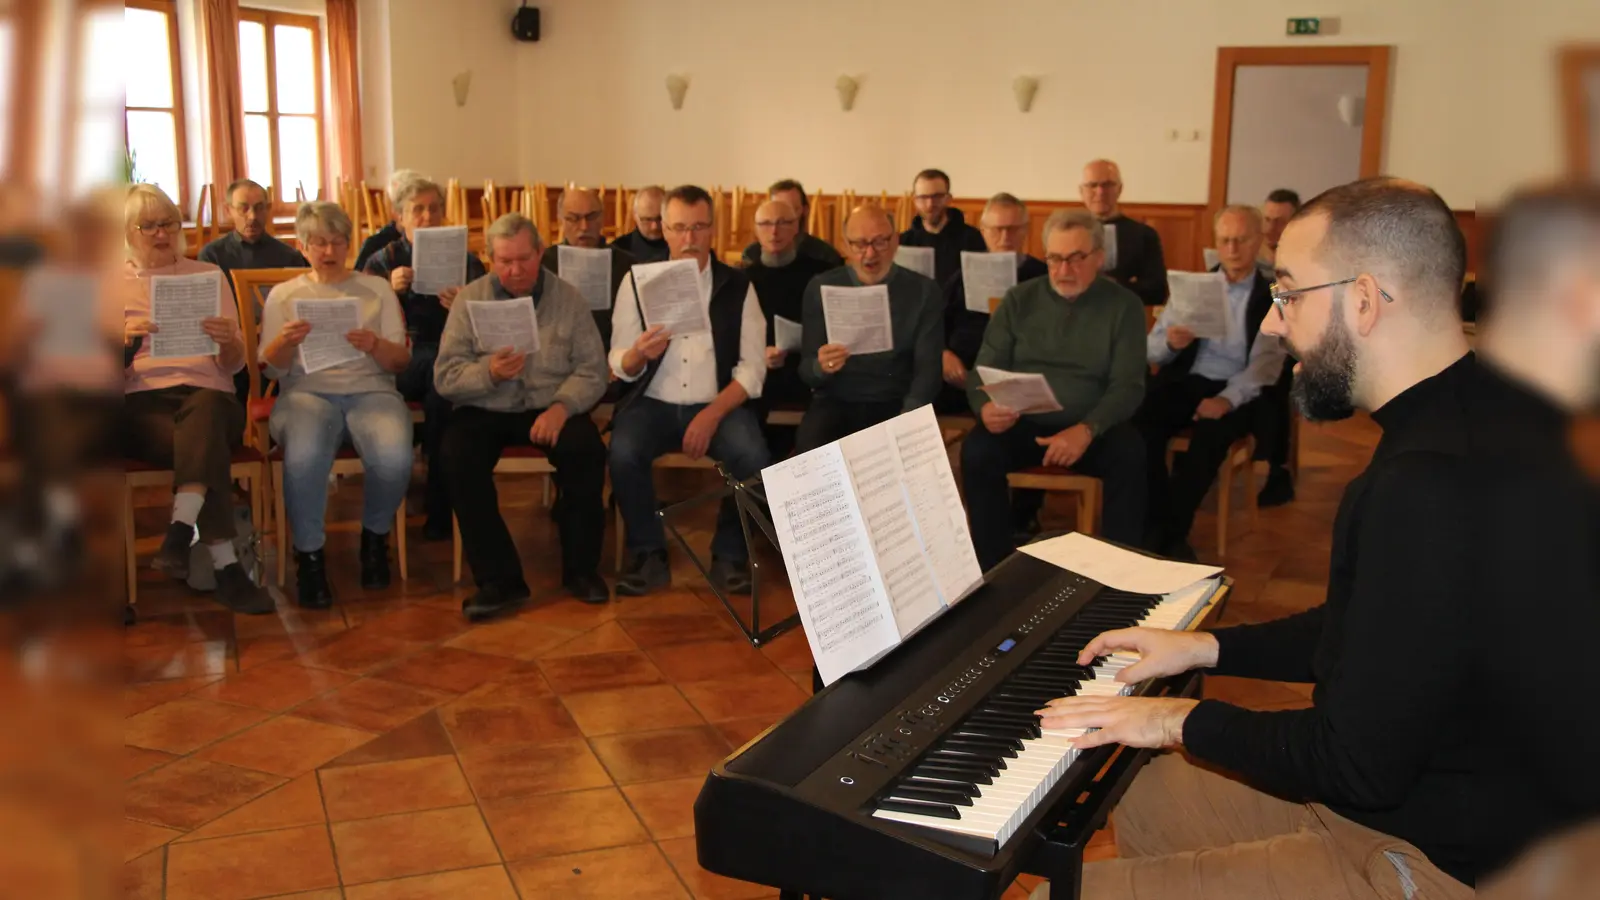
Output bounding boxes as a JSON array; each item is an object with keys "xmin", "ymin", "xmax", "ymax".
[{"xmin": 123, "ymin": 415, "xmax": 1374, "ymax": 899}]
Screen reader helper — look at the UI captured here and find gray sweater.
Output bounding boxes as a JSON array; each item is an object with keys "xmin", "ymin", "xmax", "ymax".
[{"xmin": 433, "ymin": 271, "xmax": 608, "ymax": 415}]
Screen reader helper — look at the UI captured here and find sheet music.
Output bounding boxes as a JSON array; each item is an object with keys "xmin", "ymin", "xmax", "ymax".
[
  {"xmin": 411, "ymin": 225, "xmax": 469, "ymax": 295},
  {"xmin": 762, "ymin": 446, "xmax": 901, "ymax": 686},
  {"xmin": 774, "ymin": 315, "xmax": 803, "ymax": 352},
  {"xmin": 1165, "ymin": 271, "xmax": 1230, "ymax": 341},
  {"xmin": 886, "ymin": 406, "xmax": 983, "ymax": 607},
  {"xmin": 632, "ymin": 259, "xmax": 711, "ymax": 338},
  {"xmin": 1020, "ymin": 532, "xmax": 1221, "ymax": 595},
  {"xmin": 1102, "ymin": 223, "xmax": 1119, "ymax": 270},
  {"xmin": 821, "ymin": 284, "xmax": 893, "ymax": 355},
  {"xmin": 27, "ymin": 267, "xmax": 102, "ymax": 360},
  {"xmin": 558, "ymin": 245, "xmax": 613, "ymax": 311},
  {"xmin": 838, "ymin": 428, "xmax": 943, "ymax": 634},
  {"xmin": 975, "ymin": 365, "xmax": 1063, "ymax": 415},
  {"xmin": 292, "ymin": 298, "xmax": 365, "ymax": 374},
  {"xmin": 149, "ymin": 272, "xmax": 222, "ymax": 358},
  {"xmin": 894, "ymin": 246, "xmax": 935, "ymax": 280},
  {"xmin": 467, "ymin": 296, "xmax": 540, "ymax": 354},
  {"xmin": 961, "ymin": 252, "xmax": 1017, "ymax": 313},
  {"xmin": 1203, "ymin": 248, "xmax": 1220, "ymax": 270}
]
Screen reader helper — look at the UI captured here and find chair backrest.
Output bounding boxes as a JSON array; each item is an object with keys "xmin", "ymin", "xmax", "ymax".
[
  {"xmin": 988, "ymin": 295, "xmax": 1003, "ymax": 314},
  {"xmin": 231, "ymin": 267, "xmax": 312, "ymax": 447}
]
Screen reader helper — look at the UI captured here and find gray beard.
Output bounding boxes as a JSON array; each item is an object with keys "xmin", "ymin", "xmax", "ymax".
[{"xmin": 760, "ymin": 246, "xmax": 799, "ymax": 267}]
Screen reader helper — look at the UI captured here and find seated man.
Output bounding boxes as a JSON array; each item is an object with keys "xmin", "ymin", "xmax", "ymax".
[
  {"xmin": 608, "ymin": 185, "xmax": 769, "ymax": 596},
  {"xmin": 539, "ymin": 186, "xmax": 634, "ymax": 353},
  {"xmin": 1137, "ymin": 205, "xmax": 1286, "ymax": 558},
  {"xmin": 795, "ymin": 204, "xmax": 942, "ymax": 453},
  {"xmin": 1258, "ymin": 187, "xmax": 1300, "ymax": 268},
  {"xmin": 899, "ymin": 168, "xmax": 986, "ymax": 283},
  {"xmin": 437, "ymin": 212, "xmax": 610, "ymax": 619},
  {"xmin": 1082, "ymin": 159, "xmax": 1168, "ymax": 306},
  {"xmin": 197, "ymin": 178, "xmax": 308, "ymax": 287},
  {"xmin": 739, "ymin": 178, "xmax": 843, "ymax": 268},
  {"xmin": 745, "ymin": 197, "xmax": 835, "ymax": 459},
  {"xmin": 611, "ymin": 185, "xmax": 670, "ymax": 263},
  {"xmin": 1255, "ymin": 187, "xmax": 1303, "ymax": 506},
  {"xmin": 960, "ymin": 209, "xmax": 1147, "ymax": 572}
]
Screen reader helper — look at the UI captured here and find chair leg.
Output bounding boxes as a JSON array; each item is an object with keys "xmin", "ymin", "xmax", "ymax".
[
  {"xmin": 394, "ymin": 506, "xmax": 408, "ymax": 581},
  {"xmin": 274, "ymin": 462, "xmax": 288, "ymax": 588},
  {"xmin": 124, "ymin": 483, "xmax": 139, "ymax": 607},
  {"xmin": 542, "ymin": 475, "xmax": 552, "ymax": 508},
  {"xmin": 452, "ymin": 514, "xmax": 462, "ymax": 584}
]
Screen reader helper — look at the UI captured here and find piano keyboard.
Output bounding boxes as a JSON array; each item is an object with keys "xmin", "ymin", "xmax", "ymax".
[{"xmin": 869, "ymin": 583, "xmax": 1216, "ymax": 847}]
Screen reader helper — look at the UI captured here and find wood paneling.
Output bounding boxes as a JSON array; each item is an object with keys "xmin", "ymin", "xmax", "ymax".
[{"xmin": 1559, "ymin": 44, "xmax": 1600, "ymax": 178}]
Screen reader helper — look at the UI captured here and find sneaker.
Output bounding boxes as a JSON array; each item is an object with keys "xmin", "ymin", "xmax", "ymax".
[
  {"xmin": 152, "ymin": 522, "xmax": 194, "ymax": 580},
  {"xmin": 615, "ymin": 550, "xmax": 670, "ymax": 597},
  {"xmin": 213, "ymin": 563, "xmax": 274, "ymax": 615}
]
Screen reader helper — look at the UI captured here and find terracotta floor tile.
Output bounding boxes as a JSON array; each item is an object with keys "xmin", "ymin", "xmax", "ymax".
[
  {"xmin": 322, "ymin": 710, "xmax": 455, "ymax": 769},
  {"xmin": 123, "ymin": 676, "xmax": 218, "ymax": 717},
  {"xmin": 125, "ymin": 758, "xmax": 286, "ymax": 830},
  {"xmin": 330, "ymin": 805, "xmax": 500, "ymax": 885},
  {"xmin": 125, "ymin": 639, "xmax": 232, "ymax": 682},
  {"xmin": 319, "ymin": 755, "xmax": 474, "ymax": 822},
  {"xmin": 444, "ymin": 619, "xmax": 582, "ymax": 660},
  {"xmin": 677, "ymin": 672, "xmax": 808, "ymax": 723},
  {"xmin": 188, "ymin": 660, "xmax": 357, "ymax": 711},
  {"xmin": 124, "ymin": 698, "xmax": 270, "ymax": 754},
  {"xmin": 124, "ymin": 609, "xmax": 233, "ymax": 649},
  {"xmin": 257, "ymin": 892, "xmax": 344, "ymax": 900},
  {"xmin": 713, "ymin": 716, "xmax": 779, "ymax": 751},
  {"xmin": 193, "ymin": 714, "xmax": 374, "ymax": 777},
  {"xmin": 292, "ymin": 677, "xmax": 449, "ymax": 733},
  {"xmin": 508, "ymin": 843, "xmax": 690, "ymax": 899},
  {"xmin": 297, "ymin": 631, "xmax": 428, "ymax": 674},
  {"xmin": 178, "ymin": 773, "xmax": 326, "ymax": 841},
  {"xmin": 482, "ymin": 786, "xmax": 648, "ymax": 860},
  {"xmin": 516, "ymin": 596, "xmax": 619, "ymax": 631},
  {"xmin": 440, "ymin": 686, "xmax": 581, "ymax": 751},
  {"xmin": 343, "ymin": 865, "xmax": 520, "ymax": 900},
  {"xmin": 619, "ymin": 614, "xmax": 737, "ymax": 648},
  {"xmin": 165, "ymin": 824, "xmax": 338, "ymax": 900},
  {"xmin": 538, "ymin": 621, "xmax": 640, "ymax": 658},
  {"xmin": 230, "ymin": 603, "xmax": 349, "ymax": 640},
  {"xmin": 590, "ymin": 726, "xmax": 730, "ymax": 785},
  {"xmin": 620, "ymin": 777, "xmax": 703, "ymax": 840},
  {"xmin": 125, "ymin": 818, "xmax": 183, "ymax": 861},
  {"xmin": 659, "ymin": 835, "xmax": 776, "ymax": 900},
  {"xmin": 122, "ymin": 849, "xmax": 164, "ymax": 900},
  {"xmin": 123, "ymin": 745, "xmax": 177, "ymax": 780},
  {"xmin": 373, "ymin": 646, "xmax": 535, "ymax": 694},
  {"xmin": 350, "ymin": 604, "xmax": 471, "ymax": 643},
  {"xmin": 234, "ymin": 635, "xmax": 310, "ymax": 670},
  {"xmin": 561, "ymin": 684, "xmax": 704, "ymax": 736},
  {"xmin": 615, "ymin": 590, "xmax": 709, "ymax": 618},
  {"xmin": 782, "ymin": 669, "xmax": 813, "ymax": 692},
  {"xmin": 647, "ymin": 640, "xmax": 780, "ymax": 683},
  {"xmin": 537, "ymin": 650, "xmax": 666, "ymax": 693},
  {"xmin": 457, "ymin": 739, "xmax": 613, "ymax": 803},
  {"xmin": 755, "ymin": 635, "xmax": 813, "ymax": 675}
]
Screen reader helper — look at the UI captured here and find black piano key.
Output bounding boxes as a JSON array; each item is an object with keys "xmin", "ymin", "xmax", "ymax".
[
  {"xmin": 927, "ymin": 750, "xmax": 1006, "ymax": 771},
  {"xmin": 962, "ymin": 719, "xmax": 1040, "ymax": 740},
  {"xmin": 913, "ymin": 762, "xmax": 994, "ymax": 784},
  {"xmin": 902, "ymin": 776, "xmax": 980, "ymax": 797},
  {"xmin": 875, "ymin": 798, "xmax": 961, "ymax": 819},
  {"xmin": 951, "ymin": 731, "xmax": 1026, "ymax": 751},
  {"xmin": 941, "ymin": 738, "xmax": 1019, "ymax": 758},
  {"xmin": 890, "ymin": 786, "xmax": 975, "ymax": 806}
]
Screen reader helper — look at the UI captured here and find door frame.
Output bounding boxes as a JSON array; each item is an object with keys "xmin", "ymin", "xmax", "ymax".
[{"xmin": 1560, "ymin": 44, "xmax": 1600, "ymax": 178}]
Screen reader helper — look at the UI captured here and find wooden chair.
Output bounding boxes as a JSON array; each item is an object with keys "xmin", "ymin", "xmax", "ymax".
[
  {"xmin": 450, "ymin": 446, "xmax": 556, "ymax": 583},
  {"xmin": 1004, "ymin": 468, "xmax": 1101, "ymax": 536},
  {"xmin": 1167, "ymin": 432, "xmax": 1257, "ymax": 557}
]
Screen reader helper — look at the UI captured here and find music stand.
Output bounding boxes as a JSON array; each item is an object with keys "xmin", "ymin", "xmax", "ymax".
[{"xmin": 658, "ymin": 464, "xmax": 801, "ymax": 646}]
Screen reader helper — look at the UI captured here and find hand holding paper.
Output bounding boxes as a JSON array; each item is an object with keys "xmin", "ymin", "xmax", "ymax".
[
  {"xmin": 149, "ymin": 272, "xmax": 223, "ymax": 359},
  {"xmin": 1165, "ymin": 271, "xmax": 1230, "ymax": 341},
  {"xmin": 975, "ymin": 365, "xmax": 1063, "ymax": 415},
  {"xmin": 466, "ymin": 297, "xmax": 540, "ymax": 355},
  {"xmin": 411, "ymin": 226, "xmax": 469, "ymax": 295},
  {"xmin": 820, "ymin": 284, "xmax": 893, "ymax": 355},
  {"xmin": 488, "ymin": 348, "xmax": 527, "ymax": 382},
  {"xmin": 961, "ymin": 252, "xmax": 1018, "ymax": 313},
  {"xmin": 292, "ymin": 298, "xmax": 365, "ymax": 374},
  {"xmin": 559, "ymin": 246, "xmax": 614, "ymax": 311},
  {"xmin": 894, "ymin": 246, "xmax": 935, "ymax": 280},
  {"xmin": 633, "ymin": 259, "xmax": 710, "ymax": 338}
]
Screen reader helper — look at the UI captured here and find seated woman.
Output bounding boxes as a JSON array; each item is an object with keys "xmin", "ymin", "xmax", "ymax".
[
  {"xmin": 260, "ymin": 201, "xmax": 412, "ymax": 608},
  {"xmin": 122, "ymin": 183, "xmax": 271, "ymax": 614}
]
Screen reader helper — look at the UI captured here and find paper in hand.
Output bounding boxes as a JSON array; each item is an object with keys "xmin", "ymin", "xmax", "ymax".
[
  {"xmin": 774, "ymin": 315, "xmax": 803, "ymax": 352},
  {"xmin": 149, "ymin": 272, "xmax": 223, "ymax": 358},
  {"xmin": 293, "ymin": 298, "xmax": 365, "ymax": 374},
  {"xmin": 631, "ymin": 259, "xmax": 710, "ymax": 339},
  {"xmin": 1203, "ymin": 248, "xmax": 1220, "ymax": 270},
  {"xmin": 410, "ymin": 225, "xmax": 469, "ymax": 295},
  {"xmin": 960, "ymin": 252, "xmax": 1017, "ymax": 313},
  {"xmin": 467, "ymin": 296, "xmax": 540, "ymax": 355},
  {"xmin": 975, "ymin": 365, "xmax": 1063, "ymax": 415},
  {"xmin": 1102, "ymin": 223, "xmax": 1119, "ymax": 270},
  {"xmin": 893, "ymin": 246, "xmax": 935, "ymax": 280},
  {"xmin": 1165, "ymin": 271, "xmax": 1230, "ymax": 341},
  {"xmin": 821, "ymin": 284, "xmax": 893, "ymax": 355},
  {"xmin": 558, "ymin": 246, "xmax": 613, "ymax": 311}
]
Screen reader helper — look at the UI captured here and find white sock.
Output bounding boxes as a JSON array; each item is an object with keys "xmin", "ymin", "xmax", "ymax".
[
  {"xmin": 209, "ymin": 540, "xmax": 237, "ymax": 569},
  {"xmin": 171, "ymin": 492, "xmax": 205, "ymax": 527}
]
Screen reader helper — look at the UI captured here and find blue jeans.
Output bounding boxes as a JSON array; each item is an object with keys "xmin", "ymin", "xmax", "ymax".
[
  {"xmin": 270, "ymin": 390, "xmax": 414, "ymax": 552},
  {"xmin": 608, "ymin": 396, "xmax": 770, "ymax": 560}
]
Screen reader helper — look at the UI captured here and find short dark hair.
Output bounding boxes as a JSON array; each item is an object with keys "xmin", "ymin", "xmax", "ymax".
[
  {"xmin": 1265, "ymin": 188, "xmax": 1301, "ymax": 208},
  {"xmin": 768, "ymin": 179, "xmax": 809, "ymax": 213},
  {"xmin": 912, "ymin": 169, "xmax": 951, "ymax": 191},
  {"xmin": 225, "ymin": 178, "xmax": 266, "ymax": 203},
  {"xmin": 664, "ymin": 184, "xmax": 714, "ymax": 220},
  {"xmin": 1485, "ymin": 182, "xmax": 1600, "ymax": 299},
  {"xmin": 1292, "ymin": 177, "xmax": 1466, "ymax": 315}
]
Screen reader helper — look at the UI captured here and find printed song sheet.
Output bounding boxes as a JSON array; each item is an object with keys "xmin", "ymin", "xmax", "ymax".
[
  {"xmin": 821, "ymin": 284, "xmax": 893, "ymax": 355},
  {"xmin": 558, "ymin": 246, "xmax": 614, "ymax": 311},
  {"xmin": 961, "ymin": 252, "xmax": 1018, "ymax": 313},
  {"xmin": 894, "ymin": 246, "xmax": 935, "ymax": 280},
  {"xmin": 27, "ymin": 267, "xmax": 103, "ymax": 361},
  {"xmin": 467, "ymin": 297, "xmax": 540, "ymax": 354},
  {"xmin": 632, "ymin": 259, "xmax": 711, "ymax": 338},
  {"xmin": 149, "ymin": 272, "xmax": 223, "ymax": 359},
  {"xmin": 838, "ymin": 428, "xmax": 942, "ymax": 635},
  {"xmin": 1020, "ymin": 532, "xmax": 1221, "ymax": 595},
  {"xmin": 411, "ymin": 225, "xmax": 469, "ymax": 295},
  {"xmin": 1102, "ymin": 224, "xmax": 1119, "ymax": 270},
  {"xmin": 887, "ymin": 406, "xmax": 983, "ymax": 607},
  {"xmin": 1165, "ymin": 271, "xmax": 1230, "ymax": 341},
  {"xmin": 293, "ymin": 298, "xmax": 365, "ymax": 374},
  {"xmin": 762, "ymin": 447, "xmax": 901, "ymax": 686},
  {"xmin": 774, "ymin": 315, "xmax": 803, "ymax": 352},
  {"xmin": 975, "ymin": 365, "xmax": 1063, "ymax": 415}
]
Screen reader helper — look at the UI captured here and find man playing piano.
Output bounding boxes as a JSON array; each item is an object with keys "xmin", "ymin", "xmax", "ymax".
[{"xmin": 1031, "ymin": 179, "xmax": 1487, "ymax": 899}]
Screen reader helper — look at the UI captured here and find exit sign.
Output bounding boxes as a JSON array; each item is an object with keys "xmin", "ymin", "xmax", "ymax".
[{"xmin": 1286, "ymin": 17, "xmax": 1321, "ymax": 35}]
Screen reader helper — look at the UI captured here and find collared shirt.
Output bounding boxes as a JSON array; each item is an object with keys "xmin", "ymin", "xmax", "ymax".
[
  {"xmin": 607, "ymin": 258, "xmax": 766, "ymax": 404},
  {"xmin": 1146, "ymin": 268, "xmax": 1287, "ymax": 408},
  {"xmin": 196, "ymin": 230, "xmax": 308, "ymax": 284}
]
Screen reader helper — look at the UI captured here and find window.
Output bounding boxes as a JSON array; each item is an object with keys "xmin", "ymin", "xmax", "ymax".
[
  {"xmin": 122, "ymin": 1, "xmax": 187, "ymax": 207},
  {"xmin": 239, "ymin": 8, "xmax": 323, "ymax": 209}
]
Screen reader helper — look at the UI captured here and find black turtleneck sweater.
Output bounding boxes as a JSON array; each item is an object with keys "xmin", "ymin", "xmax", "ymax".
[
  {"xmin": 943, "ymin": 254, "xmax": 1049, "ymax": 367},
  {"xmin": 612, "ymin": 229, "xmax": 669, "ymax": 264},
  {"xmin": 1102, "ymin": 214, "xmax": 1169, "ymax": 306},
  {"xmin": 900, "ymin": 207, "xmax": 987, "ymax": 285}
]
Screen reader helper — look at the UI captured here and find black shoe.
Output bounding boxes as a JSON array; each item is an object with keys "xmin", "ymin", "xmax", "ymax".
[
  {"xmin": 421, "ymin": 517, "xmax": 452, "ymax": 542},
  {"xmin": 563, "ymin": 572, "xmax": 610, "ymax": 605},
  {"xmin": 615, "ymin": 550, "xmax": 670, "ymax": 596},
  {"xmin": 709, "ymin": 556, "xmax": 752, "ymax": 595},
  {"xmin": 125, "ymin": 604, "xmax": 136, "ymax": 627},
  {"xmin": 213, "ymin": 563, "xmax": 274, "ymax": 615},
  {"xmin": 294, "ymin": 549, "xmax": 335, "ymax": 609},
  {"xmin": 1258, "ymin": 466, "xmax": 1295, "ymax": 507},
  {"xmin": 152, "ymin": 521, "xmax": 194, "ymax": 580},
  {"xmin": 359, "ymin": 529, "xmax": 391, "ymax": 590},
  {"xmin": 462, "ymin": 582, "xmax": 532, "ymax": 623}
]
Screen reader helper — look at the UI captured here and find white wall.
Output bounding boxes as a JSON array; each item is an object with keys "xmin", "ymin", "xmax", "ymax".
[
  {"xmin": 1226, "ymin": 65, "xmax": 1368, "ymax": 205},
  {"xmin": 361, "ymin": 0, "xmax": 1600, "ymax": 209}
]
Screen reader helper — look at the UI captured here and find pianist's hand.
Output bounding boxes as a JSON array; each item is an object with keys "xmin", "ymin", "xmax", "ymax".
[
  {"xmin": 1079, "ymin": 627, "xmax": 1220, "ymax": 682},
  {"xmin": 1035, "ymin": 696, "xmax": 1199, "ymax": 750}
]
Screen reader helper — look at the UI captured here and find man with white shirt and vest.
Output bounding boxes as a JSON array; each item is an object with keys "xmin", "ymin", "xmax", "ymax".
[
  {"xmin": 608, "ymin": 185, "xmax": 770, "ymax": 597},
  {"xmin": 1137, "ymin": 205, "xmax": 1287, "ymax": 558}
]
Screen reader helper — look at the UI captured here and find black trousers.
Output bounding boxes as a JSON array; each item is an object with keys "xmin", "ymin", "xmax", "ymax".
[
  {"xmin": 795, "ymin": 395, "xmax": 903, "ymax": 455},
  {"xmin": 397, "ymin": 340, "xmax": 452, "ymax": 524},
  {"xmin": 124, "ymin": 386, "xmax": 245, "ymax": 543},
  {"xmin": 960, "ymin": 419, "xmax": 1146, "ymax": 571},
  {"xmin": 755, "ymin": 359, "xmax": 811, "ymax": 461},
  {"xmin": 1135, "ymin": 375, "xmax": 1257, "ymax": 548},
  {"xmin": 443, "ymin": 406, "xmax": 606, "ymax": 589},
  {"xmin": 1253, "ymin": 359, "xmax": 1295, "ymax": 468}
]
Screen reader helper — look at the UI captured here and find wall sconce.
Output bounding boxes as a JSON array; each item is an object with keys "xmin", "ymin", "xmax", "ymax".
[
  {"xmin": 1336, "ymin": 93, "xmax": 1365, "ymax": 127},
  {"xmin": 1013, "ymin": 76, "xmax": 1039, "ymax": 113},
  {"xmin": 452, "ymin": 71, "xmax": 472, "ymax": 108},
  {"xmin": 666, "ymin": 74, "xmax": 690, "ymax": 110},
  {"xmin": 836, "ymin": 75, "xmax": 860, "ymax": 112}
]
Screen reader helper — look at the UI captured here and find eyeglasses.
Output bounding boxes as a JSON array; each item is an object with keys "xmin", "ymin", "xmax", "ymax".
[
  {"xmin": 846, "ymin": 236, "xmax": 894, "ymax": 253},
  {"xmin": 562, "ymin": 212, "xmax": 602, "ymax": 226},
  {"xmin": 136, "ymin": 220, "xmax": 180, "ymax": 235},
  {"xmin": 306, "ymin": 236, "xmax": 350, "ymax": 251},
  {"xmin": 1081, "ymin": 180, "xmax": 1120, "ymax": 192},
  {"xmin": 1045, "ymin": 251, "xmax": 1094, "ymax": 268},
  {"xmin": 1268, "ymin": 277, "xmax": 1394, "ymax": 319},
  {"xmin": 665, "ymin": 222, "xmax": 712, "ymax": 235},
  {"xmin": 754, "ymin": 218, "xmax": 797, "ymax": 229},
  {"xmin": 637, "ymin": 215, "xmax": 662, "ymax": 225},
  {"xmin": 913, "ymin": 192, "xmax": 949, "ymax": 203}
]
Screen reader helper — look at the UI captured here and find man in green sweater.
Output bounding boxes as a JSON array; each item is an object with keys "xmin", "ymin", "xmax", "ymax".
[{"xmin": 961, "ymin": 208, "xmax": 1149, "ymax": 570}]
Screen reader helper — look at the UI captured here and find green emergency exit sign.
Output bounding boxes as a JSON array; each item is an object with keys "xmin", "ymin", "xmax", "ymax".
[{"xmin": 1286, "ymin": 17, "xmax": 1321, "ymax": 35}]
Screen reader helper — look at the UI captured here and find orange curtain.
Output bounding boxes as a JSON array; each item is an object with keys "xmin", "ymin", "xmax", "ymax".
[
  {"xmin": 325, "ymin": 0, "xmax": 364, "ymax": 185},
  {"xmin": 200, "ymin": 0, "xmax": 247, "ymax": 195}
]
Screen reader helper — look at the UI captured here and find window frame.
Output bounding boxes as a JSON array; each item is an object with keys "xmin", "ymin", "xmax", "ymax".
[
  {"xmin": 239, "ymin": 6, "xmax": 325, "ymax": 214},
  {"xmin": 123, "ymin": 0, "xmax": 189, "ymax": 211}
]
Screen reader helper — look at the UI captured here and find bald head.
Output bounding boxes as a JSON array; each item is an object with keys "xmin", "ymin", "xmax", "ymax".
[
  {"xmin": 843, "ymin": 204, "xmax": 897, "ymax": 284},
  {"xmin": 633, "ymin": 186, "xmax": 665, "ymax": 240},
  {"xmin": 754, "ymin": 199, "xmax": 799, "ymax": 256},
  {"xmin": 559, "ymin": 188, "xmax": 605, "ymax": 248},
  {"xmin": 1081, "ymin": 160, "xmax": 1123, "ymax": 218}
]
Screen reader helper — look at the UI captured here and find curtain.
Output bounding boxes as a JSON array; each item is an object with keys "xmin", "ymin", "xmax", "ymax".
[
  {"xmin": 325, "ymin": 0, "xmax": 363, "ymax": 186},
  {"xmin": 200, "ymin": 0, "xmax": 246, "ymax": 203}
]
